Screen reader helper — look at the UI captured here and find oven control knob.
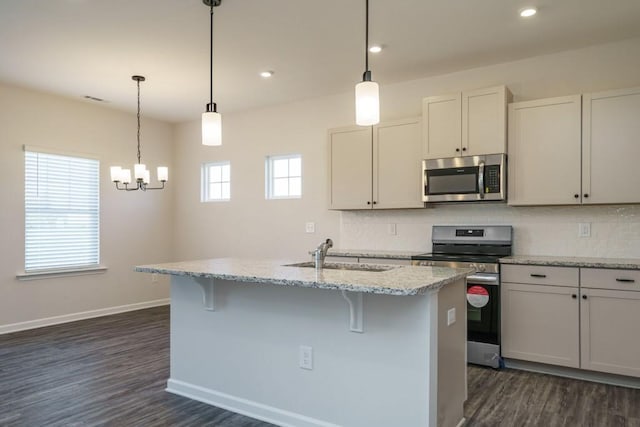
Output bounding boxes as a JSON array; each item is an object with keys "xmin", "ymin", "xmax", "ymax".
[{"xmin": 477, "ymin": 264, "xmax": 486, "ymax": 272}]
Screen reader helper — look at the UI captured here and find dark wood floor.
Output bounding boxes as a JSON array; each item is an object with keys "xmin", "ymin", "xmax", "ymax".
[{"xmin": 1, "ymin": 307, "xmax": 639, "ymax": 427}]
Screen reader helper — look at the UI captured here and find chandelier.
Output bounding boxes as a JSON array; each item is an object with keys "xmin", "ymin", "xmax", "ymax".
[{"xmin": 110, "ymin": 75, "xmax": 168, "ymax": 191}]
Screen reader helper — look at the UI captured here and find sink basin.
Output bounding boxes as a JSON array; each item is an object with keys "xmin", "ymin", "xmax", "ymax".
[{"xmin": 283, "ymin": 261, "xmax": 397, "ymax": 272}]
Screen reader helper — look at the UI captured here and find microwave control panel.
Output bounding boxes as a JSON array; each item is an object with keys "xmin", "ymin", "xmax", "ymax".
[{"xmin": 485, "ymin": 165, "xmax": 501, "ymax": 193}]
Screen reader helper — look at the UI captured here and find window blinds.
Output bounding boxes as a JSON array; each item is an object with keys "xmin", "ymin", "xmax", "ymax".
[{"xmin": 24, "ymin": 150, "xmax": 100, "ymax": 272}]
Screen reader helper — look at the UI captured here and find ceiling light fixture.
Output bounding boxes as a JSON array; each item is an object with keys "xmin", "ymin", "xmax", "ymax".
[
  {"xmin": 260, "ymin": 70, "xmax": 274, "ymax": 78},
  {"xmin": 369, "ymin": 45, "xmax": 382, "ymax": 53},
  {"xmin": 355, "ymin": 0, "xmax": 380, "ymax": 126},
  {"xmin": 202, "ymin": 0, "xmax": 222, "ymax": 146},
  {"xmin": 520, "ymin": 7, "xmax": 537, "ymax": 17},
  {"xmin": 110, "ymin": 76, "xmax": 168, "ymax": 191}
]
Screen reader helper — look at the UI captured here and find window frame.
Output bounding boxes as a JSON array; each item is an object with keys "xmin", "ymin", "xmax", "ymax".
[
  {"xmin": 201, "ymin": 161, "xmax": 231, "ymax": 202},
  {"xmin": 265, "ymin": 154, "xmax": 302, "ymax": 200}
]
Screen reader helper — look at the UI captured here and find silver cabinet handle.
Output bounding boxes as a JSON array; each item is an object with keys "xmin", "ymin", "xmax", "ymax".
[
  {"xmin": 423, "ymin": 168, "xmax": 428, "ymax": 197},
  {"xmin": 478, "ymin": 161, "xmax": 485, "ymax": 199}
]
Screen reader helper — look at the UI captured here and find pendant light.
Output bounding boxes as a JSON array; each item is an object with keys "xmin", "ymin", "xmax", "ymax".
[
  {"xmin": 202, "ymin": 0, "xmax": 222, "ymax": 146},
  {"xmin": 355, "ymin": 0, "xmax": 380, "ymax": 126},
  {"xmin": 110, "ymin": 75, "xmax": 168, "ymax": 191}
]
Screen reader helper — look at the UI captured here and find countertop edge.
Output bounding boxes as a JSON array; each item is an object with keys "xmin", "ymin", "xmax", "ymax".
[{"xmin": 500, "ymin": 256, "xmax": 640, "ymax": 270}]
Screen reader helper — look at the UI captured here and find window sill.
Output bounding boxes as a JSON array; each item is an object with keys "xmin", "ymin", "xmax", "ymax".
[{"xmin": 16, "ymin": 266, "xmax": 108, "ymax": 281}]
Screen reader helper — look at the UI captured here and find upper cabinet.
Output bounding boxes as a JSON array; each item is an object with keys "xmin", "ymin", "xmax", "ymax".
[
  {"xmin": 582, "ymin": 87, "xmax": 640, "ymax": 204},
  {"xmin": 328, "ymin": 117, "xmax": 423, "ymax": 210},
  {"xmin": 422, "ymin": 85, "xmax": 511, "ymax": 159},
  {"xmin": 509, "ymin": 86, "xmax": 640, "ymax": 206},
  {"xmin": 508, "ymin": 96, "xmax": 582, "ymax": 206}
]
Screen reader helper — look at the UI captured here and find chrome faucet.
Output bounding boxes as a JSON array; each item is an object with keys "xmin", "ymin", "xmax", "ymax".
[{"xmin": 312, "ymin": 238, "xmax": 333, "ymax": 269}]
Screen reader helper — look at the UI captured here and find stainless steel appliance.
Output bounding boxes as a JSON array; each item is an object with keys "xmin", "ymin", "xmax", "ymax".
[
  {"xmin": 422, "ymin": 153, "xmax": 506, "ymax": 202},
  {"xmin": 411, "ymin": 225, "xmax": 513, "ymax": 368}
]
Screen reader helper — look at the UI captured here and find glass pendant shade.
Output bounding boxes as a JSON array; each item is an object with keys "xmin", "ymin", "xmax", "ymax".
[
  {"xmin": 202, "ymin": 111, "xmax": 222, "ymax": 146},
  {"xmin": 355, "ymin": 80, "xmax": 380, "ymax": 126}
]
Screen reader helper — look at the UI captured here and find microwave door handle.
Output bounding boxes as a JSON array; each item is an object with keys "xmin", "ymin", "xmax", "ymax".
[
  {"xmin": 478, "ymin": 161, "xmax": 485, "ymax": 199},
  {"xmin": 423, "ymin": 168, "xmax": 428, "ymax": 196}
]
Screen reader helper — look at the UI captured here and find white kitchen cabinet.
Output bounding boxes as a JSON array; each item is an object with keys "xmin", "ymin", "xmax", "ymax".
[
  {"xmin": 501, "ymin": 265, "xmax": 580, "ymax": 368},
  {"xmin": 328, "ymin": 117, "xmax": 423, "ymax": 210},
  {"xmin": 508, "ymin": 86, "xmax": 640, "ymax": 206},
  {"xmin": 423, "ymin": 86, "xmax": 510, "ymax": 159},
  {"xmin": 582, "ymin": 86, "xmax": 640, "ymax": 204},
  {"xmin": 580, "ymin": 268, "xmax": 640, "ymax": 377},
  {"xmin": 508, "ymin": 96, "xmax": 582, "ymax": 206}
]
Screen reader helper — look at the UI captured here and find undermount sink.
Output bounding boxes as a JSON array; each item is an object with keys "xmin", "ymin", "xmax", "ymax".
[{"xmin": 283, "ymin": 261, "xmax": 397, "ymax": 272}]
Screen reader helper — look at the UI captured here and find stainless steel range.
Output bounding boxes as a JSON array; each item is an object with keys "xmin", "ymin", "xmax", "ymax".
[{"xmin": 411, "ymin": 225, "xmax": 513, "ymax": 368}]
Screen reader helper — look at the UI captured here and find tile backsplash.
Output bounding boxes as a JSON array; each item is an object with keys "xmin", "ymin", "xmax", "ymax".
[{"xmin": 340, "ymin": 204, "xmax": 640, "ymax": 258}]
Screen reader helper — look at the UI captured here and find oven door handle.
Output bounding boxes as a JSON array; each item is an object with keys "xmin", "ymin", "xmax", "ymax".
[{"xmin": 467, "ymin": 274, "xmax": 498, "ymax": 284}]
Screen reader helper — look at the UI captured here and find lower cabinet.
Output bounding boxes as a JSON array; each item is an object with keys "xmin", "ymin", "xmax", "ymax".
[
  {"xmin": 580, "ymin": 268, "xmax": 640, "ymax": 377},
  {"xmin": 502, "ymin": 264, "xmax": 640, "ymax": 378},
  {"xmin": 502, "ymin": 282, "xmax": 580, "ymax": 368}
]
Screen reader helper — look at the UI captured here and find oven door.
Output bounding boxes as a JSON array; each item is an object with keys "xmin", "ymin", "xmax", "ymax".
[{"xmin": 466, "ymin": 273, "xmax": 499, "ymax": 345}]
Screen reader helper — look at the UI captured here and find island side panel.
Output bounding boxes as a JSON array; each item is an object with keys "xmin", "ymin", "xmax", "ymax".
[
  {"xmin": 437, "ymin": 278, "xmax": 467, "ymax": 427},
  {"xmin": 168, "ymin": 275, "xmax": 437, "ymax": 427}
]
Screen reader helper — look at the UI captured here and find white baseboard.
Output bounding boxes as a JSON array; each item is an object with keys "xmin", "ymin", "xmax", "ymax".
[
  {"xmin": 166, "ymin": 379, "xmax": 340, "ymax": 427},
  {"xmin": 0, "ymin": 298, "xmax": 170, "ymax": 335}
]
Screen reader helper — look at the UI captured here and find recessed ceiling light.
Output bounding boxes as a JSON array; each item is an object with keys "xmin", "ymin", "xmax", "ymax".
[
  {"xmin": 260, "ymin": 71, "xmax": 274, "ymax": 78},
  {"xmin": 519, "ymin": 7, "xmax": 537, "ymax": 17},
  {"xmin": 369, "ymin": 45, "xmax": 382, "ymax": 53}
]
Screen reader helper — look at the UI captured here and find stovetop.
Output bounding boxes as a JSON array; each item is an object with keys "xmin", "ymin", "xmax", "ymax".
[{"xmin": 411, "ymin": 253, "xmax": 504, "ymax": 264}]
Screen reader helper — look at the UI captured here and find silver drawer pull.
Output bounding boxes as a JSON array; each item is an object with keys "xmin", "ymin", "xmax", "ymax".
[
  {"xmin": 615, "ymin": 278, "xmax": 635, "ymax": 283},
  {"xmin": 530, "ymin": 273, "xmax": 547, "ymax": 278}
]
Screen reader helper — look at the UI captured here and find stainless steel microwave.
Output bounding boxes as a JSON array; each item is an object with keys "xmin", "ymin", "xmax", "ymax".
[{"xmin": 422, "ymin": 154, "xmax": 506, "ymax": 202}]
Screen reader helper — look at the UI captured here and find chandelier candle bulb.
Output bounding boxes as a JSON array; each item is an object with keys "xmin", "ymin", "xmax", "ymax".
[
  {"xmin": 134, "ymin": 164, "xmax": 146, "ymax": 180},
  {"xmin": 143, "ymin": 169, "xmax": 150, "ymax": 185},
  {"xmin": 157, "ymin": 166, "xmax": 168, "ymax": 182},
  {"xmin": 110, "ymin": 166, "xmax": 122, "ymax": 182},
  {"xmin": 121, "ymin": 169, "xmax": 132, "ymax": 184}
]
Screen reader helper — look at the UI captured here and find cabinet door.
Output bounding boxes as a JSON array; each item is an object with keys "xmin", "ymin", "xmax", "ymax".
[
  {"xmin": 422, "ymin": 93, "xmax": 461, "ymax": 159},
  {"xmin": 462, "ymin": 86, "xmax": 510, "ymax": 156},
  {"xmin": 328, "ymin": 126, "xmax": 372, "ymax": 210},
  {"xmin": 373, "ymin": 117, "xmax": 424, "ymax": 209},
  {"xmin": 582, "ymin": 86, "xmax": 640, "ymax": 204},
  {"xmin": 501, "ymin": 283, "xmax": 580, "ymax": 368},
  {"xmin": 581, "ymin": 288, "xmax": 640, "ymax": 377},
  {"xmin": 508, "ymin": 95, "xmax": 582, "ymax": 206}
]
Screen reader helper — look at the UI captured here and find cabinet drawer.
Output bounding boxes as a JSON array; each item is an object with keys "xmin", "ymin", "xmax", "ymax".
[
  {"xmin": 501, "ymin": 264, "xmax": 579, "ymax": 287},
  {"xmin": 581, "ymin": 268, "xmax": 640, "ymax": 292}
]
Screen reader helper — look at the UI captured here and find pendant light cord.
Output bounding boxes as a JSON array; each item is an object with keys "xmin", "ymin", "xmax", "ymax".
[
  {"xmin": 209, "ymin": 3, "xmax": 214, "ymax": 104},
  {"xmin": 365, "ymin": 0, "xmax": 369, "ymax": 73},
  {"xmin": 136, "ymin": 78, "xmax": 141, "ymax": 164}
]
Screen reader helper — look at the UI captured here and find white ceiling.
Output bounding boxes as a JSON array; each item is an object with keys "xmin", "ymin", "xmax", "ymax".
[{"xmin": 2, "ymin": 0, "xmax": 640, "ymax": 123}]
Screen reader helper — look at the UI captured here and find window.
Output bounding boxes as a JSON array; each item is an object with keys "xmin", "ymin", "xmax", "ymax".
[
  {"xmin": 24, "ymin": 149, "xmax": 100, "ymax": 273},
  {"xmin": 201, "ymin": 161, "xmax": 231, "ymax": 202},
  {"xmin": 266, "ymin": 154, "xmax": 302, "ymax": 199}
]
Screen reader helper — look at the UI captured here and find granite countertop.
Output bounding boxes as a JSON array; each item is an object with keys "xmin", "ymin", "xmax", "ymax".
[
  {"xmin": 327, "ymin": 249, "xmax": 425, "ymax": 260},
  {"xmin": 135, "ymin": 258, "xmax": 472, "ymax": 296},
  {"xmin": 500, "ymin": 255, "xmax": 640, "ymax": 270}
]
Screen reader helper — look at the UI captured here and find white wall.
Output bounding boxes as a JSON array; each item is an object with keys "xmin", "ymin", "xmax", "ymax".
[
  {"xmin": 173, "ymin": 37, "xmax": 640, "ymax": 261},
  {"xmin": 0, "ymin": 83, "xmax": 174, "ymax": 329}
]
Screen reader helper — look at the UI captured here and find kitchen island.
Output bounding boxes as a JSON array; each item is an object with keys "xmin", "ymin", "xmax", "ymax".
[{"xmin": 135, "ymin": 258, "xmax": 472, "ymax": 427}]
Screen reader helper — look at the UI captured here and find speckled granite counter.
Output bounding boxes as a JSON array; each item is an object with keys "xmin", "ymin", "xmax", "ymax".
[
  {"xmin": 500, "ymin": 255, "xmax": 640, "ymax": 270},
  {"xmin": 326, "ymin": 249, "xmax": 424, "ymax": 260},
  {"xmin": 135, "ymin": 257, "xmax": 471, "ymax": 296}
]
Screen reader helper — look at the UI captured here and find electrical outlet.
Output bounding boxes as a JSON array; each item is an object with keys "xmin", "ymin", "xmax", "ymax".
[
  {"xmin": 305, "ymin": 222, "xmax": 315, "ymax": 233},
  {"xmin": 447, "ymin": 308, "xmax": 456, "ymax": 326},
  {"xmin": 151, "ymin": 273, "xmax": 158, "ymax": 283},
  {"xmin": 388, "ymin": 223, "xmax": 397, "ymax": 235},
  {"xmin": 299, "ymin": 345, "xmax": 313, "ymax": 370},
  {"xmin": 578, "ymin": 223, "xmax": 591, "ymax": 238}
]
